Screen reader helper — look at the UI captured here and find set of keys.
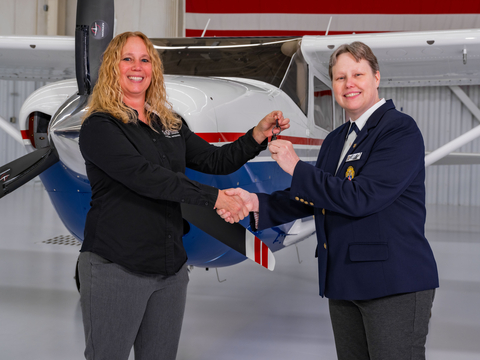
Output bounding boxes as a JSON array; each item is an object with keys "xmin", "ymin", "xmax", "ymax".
[{"xmin": 271, "ymin": 119, "xmax": 282, "ymax": 141}]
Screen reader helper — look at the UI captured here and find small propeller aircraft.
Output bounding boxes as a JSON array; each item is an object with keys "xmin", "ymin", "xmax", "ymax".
[{"xmin": 1, "ymin": 0, "xmax": 480, "ymax": 273}]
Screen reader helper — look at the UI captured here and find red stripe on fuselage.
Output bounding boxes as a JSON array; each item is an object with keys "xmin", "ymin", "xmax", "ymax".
[
  {"xmin": 261, "ymin": 242, "xmax": 268, "ymax": 269},
  {"xmin": 196, "ymin": 132, "xmax": 323, "ymax": 146},
  {"xmin": 255, "ymin": 237, "xmax": 261, "ymax": 264},
  {"xmin": 21, "ymin": 130, "xmax": 29, "ymax": 140}
]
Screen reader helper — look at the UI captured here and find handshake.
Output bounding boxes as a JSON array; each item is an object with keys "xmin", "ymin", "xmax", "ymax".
[
  {"xmin": 214, "ymin": 188, "xmax": 259, "ymax": 224},
  {"xmin": 213, "ymin": 136, "xmax": 301, "ymax": 224}
]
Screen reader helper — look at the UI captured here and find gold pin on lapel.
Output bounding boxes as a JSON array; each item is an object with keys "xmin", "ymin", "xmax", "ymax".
[{"xmin": 345, "ymin": 166, "xmax": 355, "ymax": 181}]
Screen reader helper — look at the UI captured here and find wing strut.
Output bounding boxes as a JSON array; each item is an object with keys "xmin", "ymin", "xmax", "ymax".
[{"xmin": 425, "ymin": 85, "xmax": 480, "ymax": 166}]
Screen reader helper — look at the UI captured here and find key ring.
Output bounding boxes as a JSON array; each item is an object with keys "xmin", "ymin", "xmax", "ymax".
[{"xmin": 271, "ymin": 119, "xmax": 281, "ymax": 141}]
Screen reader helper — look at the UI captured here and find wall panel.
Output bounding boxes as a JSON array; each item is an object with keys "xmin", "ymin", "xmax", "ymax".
[
  {"xmin": 379, "ymin": 85, "xmax": 480, "ymax": 206},
  {"xmin": 114, "ymin": 0, "xmax": 183, "ymax": 37}
]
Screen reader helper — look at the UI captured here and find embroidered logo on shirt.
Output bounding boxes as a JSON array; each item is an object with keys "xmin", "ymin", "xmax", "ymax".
[{"xmin": 162, "ymin": 130, "xmax": 180, "ymax": 138}]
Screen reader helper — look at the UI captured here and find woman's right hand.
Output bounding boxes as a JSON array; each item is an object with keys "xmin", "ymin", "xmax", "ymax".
[
  {"xmin": 216, "ymin": 188, "xmax": 259, "ymax": 223},
  {"xmin": 214, "ymin": 190, "xmax": 249, "ymax": 223}
]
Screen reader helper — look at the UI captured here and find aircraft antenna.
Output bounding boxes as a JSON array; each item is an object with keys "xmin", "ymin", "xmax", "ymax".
[
  {"xmin": 201, "ymin": 18, "xmax": 211, "ymax": 37},
  {"xmin": 325, "ymin": 16, "xmax": 333, "ymax": 36}
]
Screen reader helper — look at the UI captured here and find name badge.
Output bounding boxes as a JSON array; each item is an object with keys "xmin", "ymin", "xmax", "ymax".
[{"xmin": 346, "ymin": 152, "xmax": 362, "ymax": 162}]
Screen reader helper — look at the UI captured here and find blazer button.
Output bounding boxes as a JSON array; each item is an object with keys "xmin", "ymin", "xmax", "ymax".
[
  {"xmin": 322, "ymin": 208, "xmax": 325, "ymax": 215},
  {"xmin": 295, "ymin": 196, "xmax": 300, "ymax": 201},
  {"xmin": 324, "ymin": 243, "xmax": 327, "ymax": 249},
  {"xmin": 310, "ymin": 202, "xmax": 314, "ymax": 206},
  {"xmin": 300, "ymin": 199, "xmax": 305, "ymax": 203}
]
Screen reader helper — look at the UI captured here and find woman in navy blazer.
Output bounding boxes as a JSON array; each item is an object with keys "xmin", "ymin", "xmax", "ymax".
[{"xmin": 218, "ymin": 42, "xmax": 438, "ymax": 360}]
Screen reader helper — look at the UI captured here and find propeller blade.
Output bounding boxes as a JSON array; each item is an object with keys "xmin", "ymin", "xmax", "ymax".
[
  {"xmin": 0, "ymin": 146, "xmax": 59, "ymax": 199},
  {"xmin": 75, "ymin": 0, "xmax": 115, "ymax": 95},
  {"xmin": 181, "ymin": 204, "xmax": 276, "ymax": 271},
  {"xmin": 1, "ymin": 0, "xmax": 113, "ymax": 197}
]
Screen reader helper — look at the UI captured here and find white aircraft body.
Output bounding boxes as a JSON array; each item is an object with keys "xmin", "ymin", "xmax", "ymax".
[{"xmin": 1, "ymin": 4, "xmax": 480, "ymax": 272}]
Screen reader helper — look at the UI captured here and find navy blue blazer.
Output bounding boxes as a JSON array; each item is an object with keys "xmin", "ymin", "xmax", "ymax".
[{"xmin": 256, "ymin": 100, "xmax": 439, "ymax": 300}]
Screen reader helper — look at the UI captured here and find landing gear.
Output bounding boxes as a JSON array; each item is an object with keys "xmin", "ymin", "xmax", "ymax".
[{"xmin": 74, "ymin": 256, "xmax": 80, "ymax": 292}]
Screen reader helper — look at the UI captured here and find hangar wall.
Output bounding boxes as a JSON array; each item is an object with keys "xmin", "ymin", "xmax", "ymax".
[
  {"xmin": 0, "ymin": 0, "xmax": 184, "ymax": 37},
  {"xmin": 380, "ymin": 86, "xmax": 480, "ymax": 206}
]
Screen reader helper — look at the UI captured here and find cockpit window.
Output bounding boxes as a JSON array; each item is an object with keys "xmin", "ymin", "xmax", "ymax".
[
  {"xmin": 313, "ymin": 77, "xmax": 333, "ymax": 131},
  {"xmin": 279, "ymin": 50, "xmax": 309, "ymax": 115},
  {"xmin": 153, "ymin": 37, "xmax": 299, "ymax": 88},
  {"xmin": 334, "ymin": 99, "xmax": 345, "ymax": 129},
  {"xmin": 313, "ymin": 77, "xmax": 345, "ymax": 131}
]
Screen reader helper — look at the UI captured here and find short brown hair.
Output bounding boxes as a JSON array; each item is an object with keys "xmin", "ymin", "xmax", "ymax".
[{"xmin": 328, "ymin": 41, "xmax": 379, "ymax": 80}]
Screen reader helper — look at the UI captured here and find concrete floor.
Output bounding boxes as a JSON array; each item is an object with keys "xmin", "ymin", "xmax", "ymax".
[{"xmin": 1, "ymin": 182, "xmax": 479, "ymax": 360}]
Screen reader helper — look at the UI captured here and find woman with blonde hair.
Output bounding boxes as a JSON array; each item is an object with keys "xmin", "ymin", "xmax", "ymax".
[{"xmin": 78, "ymin": 31, "xmax": 289, "ymax": 360}]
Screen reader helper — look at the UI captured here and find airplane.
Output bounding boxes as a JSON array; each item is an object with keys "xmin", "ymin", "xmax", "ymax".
[{"xmin": 1, "ymin": 0, "xmax": 480, "ymax": 278}]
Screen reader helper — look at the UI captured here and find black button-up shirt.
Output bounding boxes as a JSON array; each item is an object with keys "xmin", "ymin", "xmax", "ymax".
[{"xmin": 79, "ymin": 112, "xmax": 267, "ymax": 275}]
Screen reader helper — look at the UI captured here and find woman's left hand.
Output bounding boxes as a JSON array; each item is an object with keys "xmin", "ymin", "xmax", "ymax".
[{"xmin": 252, "ymin": 111, "xmax": 290, "ymax": 144}]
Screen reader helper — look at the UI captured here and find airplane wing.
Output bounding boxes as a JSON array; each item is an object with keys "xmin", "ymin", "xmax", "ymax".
[
  {"xmin": 301, "ymin": 29, "xmax": 480, "ymax": 88},
  {"xmin": 0, "ymin": 35, "xmax": 75, "ymax": 81},
  {"xmin": 8, "ymin": 29, "xmax": 480, "ymax": 86}
]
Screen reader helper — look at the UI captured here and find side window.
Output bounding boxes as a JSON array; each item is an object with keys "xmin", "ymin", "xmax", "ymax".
[
  {"xmin": 313, "ymin": 77, "xmax": 333, "ymax": 131},
  {"xmin": 280, "ymin": 51, "xmax": 309, "ymax": 115},
  {"xmin": 334, "ymin": 100, "xmax": 345, "ymax": 129}
]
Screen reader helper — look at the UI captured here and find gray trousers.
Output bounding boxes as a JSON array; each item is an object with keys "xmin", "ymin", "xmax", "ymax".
[
  {"xmin": 78, "ymin": 251, "xmax": 189, "ymax": 360},
  {"xmin": 329, "ymin": 289, "xmax": 435, "ymax": 360}
]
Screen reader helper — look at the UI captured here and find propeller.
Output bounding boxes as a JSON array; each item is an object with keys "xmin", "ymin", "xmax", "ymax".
[
  {"xmin": 181, "ymin": 204, "xmax": 276, "ymax": 271},
  {"xmin": 0, "ymin": 0, "xmax": 114, "ymax": 199},
  {"xmin": 0, "ymin": 147, "xmax": 58, "ymax": 198}
]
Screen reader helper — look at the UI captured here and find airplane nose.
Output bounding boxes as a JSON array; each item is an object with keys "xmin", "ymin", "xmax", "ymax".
[{"xmin": 49, "ymin": 93, "xmax": 89, "ymax": 177}]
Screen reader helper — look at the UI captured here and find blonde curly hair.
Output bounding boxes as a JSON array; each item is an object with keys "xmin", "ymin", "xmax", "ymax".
[{"xmin": 84, "ymin": 31, "xmax": 181, "ymax": 131}]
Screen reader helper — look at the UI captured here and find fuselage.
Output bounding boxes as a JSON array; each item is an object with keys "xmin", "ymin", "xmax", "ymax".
[{"xmin": 18, "ymin": 74, "xmax": 323, "ymax": 267}]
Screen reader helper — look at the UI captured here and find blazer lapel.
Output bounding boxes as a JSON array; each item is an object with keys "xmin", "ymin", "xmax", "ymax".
[
  {"xmin": 338, "ymin": 100, "xmax": 396, "ymax": 170},
  {"xmin": 323, "ymin": 122, "xmax": 350, "ymax": 175}
]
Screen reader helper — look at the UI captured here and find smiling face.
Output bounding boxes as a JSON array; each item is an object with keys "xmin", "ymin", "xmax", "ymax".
[
  {"xmin": 118, "ymin": 36, "xmax": 152, "ymax": 106},
  {"xmin": 331, "ymin": 52, "xmax": 380, "ymax": 121}
]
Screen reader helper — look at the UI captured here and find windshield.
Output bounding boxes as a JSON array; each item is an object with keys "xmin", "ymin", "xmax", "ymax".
[
  {"xmin": 151, "ymin": 37, "xmax": 300, "ymax": 88},
  {"xmin": 279, "ymin": 50, "xmax": 309, "ymax": 115}
]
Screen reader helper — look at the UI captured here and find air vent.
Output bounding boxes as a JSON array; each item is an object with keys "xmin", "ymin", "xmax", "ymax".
[{"xmin": 41, "ymin": 235, "xmax": 81, "ymax": 246}]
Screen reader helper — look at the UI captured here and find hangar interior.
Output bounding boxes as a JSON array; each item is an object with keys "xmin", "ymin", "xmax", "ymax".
[
  {"xmin": 1, "ymin": 0, "xmax": 480, "ymax": 359},
  {"xmin": 1, "ymin": 180, "xmax": 480, "ymax": 360}
]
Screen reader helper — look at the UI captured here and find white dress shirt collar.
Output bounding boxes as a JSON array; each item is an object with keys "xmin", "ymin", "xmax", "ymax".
[{"xmin": 349, "ymin": 98, "xmax": 386, "ymax": 131}]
